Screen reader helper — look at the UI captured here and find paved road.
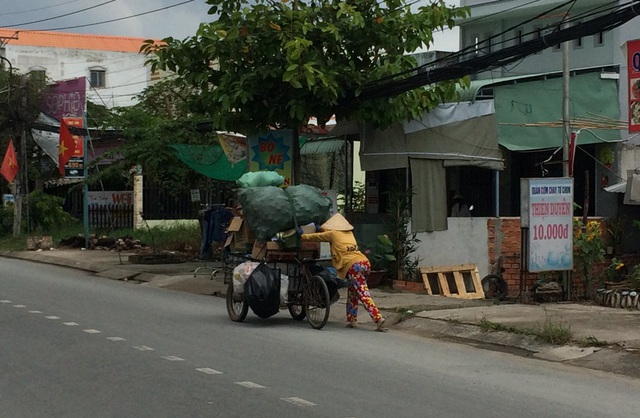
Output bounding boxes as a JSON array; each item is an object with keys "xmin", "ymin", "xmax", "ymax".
[{"xmin": 2, "ymin": 257, "xmax": 640, "ymax": 418}]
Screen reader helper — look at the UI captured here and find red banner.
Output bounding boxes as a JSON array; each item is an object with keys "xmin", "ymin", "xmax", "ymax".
[
  {"xmin": 1, "ymin": 139, "xmax": 19, "ymax": 183},
  {"xmin": 628, "ymin": 39, "xmax": 640, "ymax": 132}
]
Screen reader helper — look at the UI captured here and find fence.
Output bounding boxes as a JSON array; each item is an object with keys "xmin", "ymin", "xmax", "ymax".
[{"xmin": 89, "ymin": 204, "xmax": 133, "ymax": 230}]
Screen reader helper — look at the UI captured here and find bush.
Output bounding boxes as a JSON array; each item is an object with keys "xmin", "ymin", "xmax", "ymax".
[
  {"xmin": 0, "ymin": 204, "xmax": 14, "ymax": 236},
  {"xmin": 28, "ymin": 191, "xmax": 75, "ymax": 232}
]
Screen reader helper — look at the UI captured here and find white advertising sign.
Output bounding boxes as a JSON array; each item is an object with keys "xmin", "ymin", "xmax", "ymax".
[
  {"xmin": 88, "ymin": 191, "xmax": 133, "ymax": 206},
  {"xmin": 527, "ymin": 178, "xmax": 573, "ymax": 272}
]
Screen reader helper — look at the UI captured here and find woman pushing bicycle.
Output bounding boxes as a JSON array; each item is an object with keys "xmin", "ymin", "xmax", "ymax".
[{"xmin": 299, "ymin": 213, "xmax": 387, "ymax": 331}]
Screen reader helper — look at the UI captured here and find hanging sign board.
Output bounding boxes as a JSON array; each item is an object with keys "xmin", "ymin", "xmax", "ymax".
[
  {"xmin": 248, "ymin": 130, "xmax": 293, "ymax": 187},
  {"xmin": 521, "ymin": 178, "xmax": 574, "ymax": 272},
  {"xmin": 627, "ymin": 39, "xmax": 640, "ymax": 132}
]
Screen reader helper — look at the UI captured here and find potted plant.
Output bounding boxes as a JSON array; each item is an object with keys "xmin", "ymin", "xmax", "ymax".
[
  {"xmin": 387, "ymin": 186, "xmax": 422, "ymax": 282},
  {"xmin": 364, "ymin": 234, "xmax": 396, "ymax": 287},
  {"xmin": 599, "ymin": 146, "xmax": 614, "ymax": 169},
  {"xmin": 606, "ymin": 216, "xmax": 625, "ymax": 255}
]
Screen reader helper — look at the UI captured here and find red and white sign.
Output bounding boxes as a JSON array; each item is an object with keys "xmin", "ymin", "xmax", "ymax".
[
  {"xmin": 88, "ymin": 191, "xmax": 133, "ymax": 206},
  {"xmin": 627, "ymin": 39, "xmax": 640, "ymax": 133}
]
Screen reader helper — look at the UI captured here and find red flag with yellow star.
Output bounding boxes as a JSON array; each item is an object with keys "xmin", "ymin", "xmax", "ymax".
[
  {"xmin": 58, "ymin": 119, "xmax": 76, "ymax": 176},
  {"xmin": 1, "ymin": 139, "xmax": 19, "ymax": 183}
]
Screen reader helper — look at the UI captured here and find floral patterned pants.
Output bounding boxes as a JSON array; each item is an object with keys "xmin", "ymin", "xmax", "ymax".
[{"xmin": 346, "ymin": 260, "xmax": 383, "ymax": 323}]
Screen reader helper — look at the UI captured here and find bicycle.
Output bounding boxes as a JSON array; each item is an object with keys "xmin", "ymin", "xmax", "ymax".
[
  {"xmin": 226, "ymin": 254, "xmax": 331, "ymax": 330},
  {"xmin": 481, "ymin": 256, "xmax": 508, "ymax": 301}
]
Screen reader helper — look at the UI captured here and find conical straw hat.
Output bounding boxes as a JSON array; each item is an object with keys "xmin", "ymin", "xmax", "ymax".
[{"xmin": 320, "ymin": 213, "xmax": 353, "ymax": 231}]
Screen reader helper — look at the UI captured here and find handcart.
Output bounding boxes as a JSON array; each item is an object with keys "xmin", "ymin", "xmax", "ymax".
[{"xmin": 225, "ymin": 249, "xmax": 332, "ymax": 330}]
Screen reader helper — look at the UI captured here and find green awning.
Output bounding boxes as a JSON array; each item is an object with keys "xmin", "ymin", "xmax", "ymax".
[
  {"xmin": 494, "ymin": 72, "xmax": 621, "ymax": 151},
  {"xmin": 169, "ymin": 144, "xmax": 247, "ymax": 181},
  {"xmin": 301, "ymin": 138, "xmax": 345, "ymax": 155}
]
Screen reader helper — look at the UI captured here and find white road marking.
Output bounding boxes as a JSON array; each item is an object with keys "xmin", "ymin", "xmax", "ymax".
[
  {"xmin": 281, "ymin": 397, "xmax": 317, "ymax": 407},
  {"xmin": 235, "ymin": 382, "xmax": 266, "ymax": 389},
  {"xmin": 63, "ymin": 322, "xmax": 79, "ymax": 326},
  {"xmin": 132, "ymin": 345, "xmax": 155, "ymax": 351},
  {"xmin": 29, "ymin": 310, "xmax": 42, "ymax": 314},
  {"xmin": 160, "ymin": 356, "xmax": 185, "ymax": 361},
  {"xmin": 196, "ymin": 368, "xmax": 223, "ymax": 375},
  {"xmin": 13, "ymin": 305, "xmax": 26, "ymax": 308},
  {"xmin": 45, "ymin": 316, "xmax": 60, "ymax": 320},
  {"xmin": 1, "ymin": 300, "xmax": 12, "ymax": 303},
  {"xmin": 107, "ymin": 337, "xmax": 126, "ymax": 341},
  {"xmin": 83, "ymin": 329, "xmax": 101, "ymax": 334}
]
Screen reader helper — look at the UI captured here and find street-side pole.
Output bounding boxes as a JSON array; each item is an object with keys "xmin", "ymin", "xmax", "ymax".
[
  {"xmin": 83, "ymin": 114, "xmax": 89, "ymax": 249},
  {"xmin": 562, "ymin": 37, "xmax": 570, "ymax": 177},
  {"xmin": 562, "ymin": 30, "xmax": 571, "ymax": 301}
]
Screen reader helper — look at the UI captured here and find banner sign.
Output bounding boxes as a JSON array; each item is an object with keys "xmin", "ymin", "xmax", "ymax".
[
  {"xmin": 248, "ymin": 130, "xmax": 293, "ymax": 186},
  {"xmin": 628, "ymin": 39, "xmax": 640, "ymax": 132},
  {"xmin": 63, "ymin": 117, "xmax": 85, "ymax": 178},
  {"xmin": 41, "ymin": 77, "xmax": 87, "ymax": 121},
  {"xmin": 526, "ymin": 177, "xmax": 574, "ymax": 272},
  {"xmin": 218, "ymin": 133, "xmax": 247, "ymax": 164},
  {"xmin": 88, "ymin": 191, "xmax": 133, "ymax": 206}
]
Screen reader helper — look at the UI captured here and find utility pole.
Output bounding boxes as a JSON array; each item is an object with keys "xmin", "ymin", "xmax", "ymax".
[
  {"xmin": 562, "ymin": 28, "xmax": 570, "ymax": 177},
  {"xmin": 561, "ymin": 21, "xmax": 571, "ymax": 302}
]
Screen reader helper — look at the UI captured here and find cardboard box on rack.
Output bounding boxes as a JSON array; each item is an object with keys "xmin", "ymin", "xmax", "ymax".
[
  {"xmin": 225, "ymin": 217, "xmax": 255, "ymax": 252},
  {"xmin": 251, "ymin": 239, "xmax": 280, "ymax": 260},
  {"xmin": 299, "ymin": 225, "xmax": 320, "ymax": 257}
]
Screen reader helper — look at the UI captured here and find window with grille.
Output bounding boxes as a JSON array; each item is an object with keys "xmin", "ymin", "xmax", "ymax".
[
  {"xmin": 90, "ymin": 68, "xmax": 106, "ymax": 88},
  {"xmin": 29, "ymin": 68, "xmax": 46, "ymax": 85}
]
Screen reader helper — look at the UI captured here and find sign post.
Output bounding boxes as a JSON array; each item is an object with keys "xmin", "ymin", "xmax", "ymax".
[{"xmin": 521, "ymin": 178, "xmax": 574, "ymax": 273}]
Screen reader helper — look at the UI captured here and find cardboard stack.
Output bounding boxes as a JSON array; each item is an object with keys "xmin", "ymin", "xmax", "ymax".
[
  {"xmin": 225, "ymin": 217, "xmax": 255, "ymax": 253},
  {"xmin": 226, "ymin": 216, "xmax": 322, "ymax": 260}
]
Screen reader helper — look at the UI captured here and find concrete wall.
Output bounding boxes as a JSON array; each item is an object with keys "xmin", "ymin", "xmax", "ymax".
[{"xmin": 414, "ymin": 217, "xmax": 491, "ymax": 279}]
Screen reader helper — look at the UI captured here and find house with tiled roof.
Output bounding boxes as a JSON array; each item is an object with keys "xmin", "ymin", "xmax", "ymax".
[{"xmin": 0, "ymin": 28, "xmax": 160, "ymax": 108}]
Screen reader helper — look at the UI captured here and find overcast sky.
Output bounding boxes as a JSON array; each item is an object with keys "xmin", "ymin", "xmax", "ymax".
[{"xmin": 0, "ymin": 0, "xmax": 459, "ymax": 50}]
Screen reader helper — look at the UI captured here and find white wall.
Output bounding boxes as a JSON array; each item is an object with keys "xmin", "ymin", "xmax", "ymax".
[
  {"xmin": 5, "ymin": 45, "xmax": 150, "ymax": 108},
  {"xmin": 414, "ymin": 217, "xmax": 490, "ymax": 278}
]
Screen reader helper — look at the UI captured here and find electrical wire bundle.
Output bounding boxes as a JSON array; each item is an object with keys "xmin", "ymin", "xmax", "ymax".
[{"xmin": 349, "ymin": 0, "xmax": 640, "ymax": 103}]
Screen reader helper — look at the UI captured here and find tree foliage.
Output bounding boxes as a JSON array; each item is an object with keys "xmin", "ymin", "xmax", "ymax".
[
  {"xmin": 141, "ymin": 0, "xmax": 470, "ymax": 133},
  {"xmin": 92, "ymin": 77, "xmax": 223, "ymax": 192}
]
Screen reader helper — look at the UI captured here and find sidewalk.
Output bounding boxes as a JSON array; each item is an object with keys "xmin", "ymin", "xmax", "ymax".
[{"xmin": 4, "ymin": 248, "xmax": 640, "ymax": 377}]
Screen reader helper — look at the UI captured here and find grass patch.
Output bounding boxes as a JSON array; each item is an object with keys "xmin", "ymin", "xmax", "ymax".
[
  {"xmin": 0, "ymin": 222, "xmax": 86, "ymax": 251},
  {"xmin": 537, "ymin": 318, "xmax": 572, "ymax": 345},
  {"xmin": 478, "ymin": 315, "xmax": 573, "ymax": 345},
  {"xmin": 0, "ymin": 235, "xmax": 29, "ymax": 251},
  {"xmin": 0, "ymin": 221, "xmax": 201, "ymax": 255},
  {"xmin": 478, "ymin": 316, "xmax": 523, "ymax": 334},
  {"xmin": 110, "ymin": 223, "xmax": 201, "ymax": 254},
  {"xmin": 394, "ymin": 307, "xmax": 416, "ymax": 322},
  {"xmin": 578, "ymin": 336, "xmax": 611, "ymax": 348}
]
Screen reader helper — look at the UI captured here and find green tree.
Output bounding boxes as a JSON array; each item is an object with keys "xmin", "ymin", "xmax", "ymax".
[
  {"xmin": 0, "ymin": 65, "xmax": 46, "ymax": 236},
  {"xmin": 142, "ymin": 0, "xmax": 469, "ymax": 183},
  {"xmin": 92, "ymin": 77, "xmax": 226, "ymax": 193}
]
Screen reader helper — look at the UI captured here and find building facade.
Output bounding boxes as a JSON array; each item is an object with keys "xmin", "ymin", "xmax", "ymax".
[
  {"xmin": 0, "ymin": 28, "xmax": 158, "ymax": 108},
  {"xmin": 457, "ymin": 0, "xmax": 640, "ymax": 220}
]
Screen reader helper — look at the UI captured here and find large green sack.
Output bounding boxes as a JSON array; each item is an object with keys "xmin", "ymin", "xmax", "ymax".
[{"xmin": 237, "ymin": 185, "xmax": 331, "ymax": 242}]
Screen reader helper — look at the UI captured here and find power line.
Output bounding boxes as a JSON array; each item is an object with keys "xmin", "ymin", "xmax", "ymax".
[
  {"xmin": 348, "ymin": 0, "xmax": 640, "ymax": 103},
  {"xmin": 0, "ymin": 0, "xmax": 84, "ymax": 17},
  {"xmin": 0, "ymin": 0, "xmax": 116, "ymax": 28},
  {"xmin": 30, "ymin": 0, "xmax": 197, "ymax": 32}
]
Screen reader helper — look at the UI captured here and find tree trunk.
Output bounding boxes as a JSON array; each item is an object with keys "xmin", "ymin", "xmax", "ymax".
[
  {"xmin": 12, "ymin": 176, "xmax": 21, "ymax": 236},
  {"xmin": 292, "ymin": 127, "xmax": 301, "ymax": 185}
]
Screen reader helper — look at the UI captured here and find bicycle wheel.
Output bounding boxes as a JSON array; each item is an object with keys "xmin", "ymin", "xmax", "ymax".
[
  {"xmin": 304, "ymin": 275, "xmax": 330, "ymax": 329},
  {"xmin": 226, "ymin": 281, "xmax": 248, "ymax": 322},
  {"xmin": 481, "ymin": 274, "xmax": 508, "ymax": 301},
  {"xmin": 287, "ymin": 303, "xmax": 306, "ymax": 320}
]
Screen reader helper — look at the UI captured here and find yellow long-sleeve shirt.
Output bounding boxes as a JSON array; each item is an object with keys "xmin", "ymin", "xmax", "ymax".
[{"xmin": 301, "ymin": 230, "xmax": 368, "ymax": 279}]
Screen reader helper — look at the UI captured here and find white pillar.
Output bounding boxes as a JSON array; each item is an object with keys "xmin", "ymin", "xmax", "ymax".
[{"xmin": 133, "ymin": 173, "xmax": 143, "ymax": 230}]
